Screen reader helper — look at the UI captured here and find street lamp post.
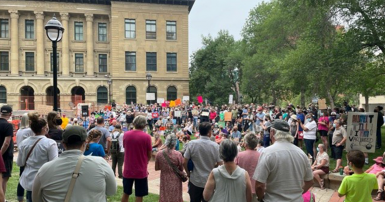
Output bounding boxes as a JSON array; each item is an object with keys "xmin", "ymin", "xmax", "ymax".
[
  {"xmin": 45, "ymin": 15, "xmax": 64, "ymax": 111},
  {"xmin": 107, "ymin": 79, "xmax": 112, "ymax": 104},
  {"xmin": 146, "ymin": 73, "xmax": 152, "ymax": 104}
]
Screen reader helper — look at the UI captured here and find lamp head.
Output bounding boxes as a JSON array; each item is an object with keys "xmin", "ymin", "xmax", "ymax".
[
  {"xmin": 45, "ymin": 15, "xmax": 65, "ymax": 42},
  {"xmin": 146, "ymin": 73, "xmax": 152, "ymax": 81}
]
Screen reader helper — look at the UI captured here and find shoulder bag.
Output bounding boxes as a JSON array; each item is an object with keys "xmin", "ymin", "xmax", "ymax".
[
  {"xmin": 64, "ymin": 155, "xmax": 85, "ymax": 202},
  {"xmin": 162, "ymin": 150, "xmax": 188, "ymax": 182},
  {"xmin": 23, "ymin": 138, "xmax": 42, "ymax": 167}
]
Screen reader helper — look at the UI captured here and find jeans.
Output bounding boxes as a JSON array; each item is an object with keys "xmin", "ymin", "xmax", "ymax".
[
  {"xmin": 17, "ymin": 166, "xmax": 25, "ymax": 201},
  {"xmin": 26, "ymin": 191, "xmax": 32, "ymax": 202},
  {"xmin": 193, "ymin": 117, "xmax": 198, "ymax": 130},
  {"xmin": 263, "ymin": 135, "xmax": 270, "ymax": 147},
  {"xmin": 377, "ymin": 127, "xmax": 382, "ymax": 148},
  {"xmin": 304, "ymin": 139, "xmax": 315, "ymax": 160},
  {"xmin": 111, "ymin": 152, "xmax": 124, "ymax": 178},
  {"xmin": 188, "ymin": 181, "xmax": 207, "ymax": 202}
]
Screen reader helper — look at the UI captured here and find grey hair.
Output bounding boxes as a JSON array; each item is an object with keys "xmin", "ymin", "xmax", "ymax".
[
  {"xmin": 318, "ymin": 144, "xmax": 325, "ymax": 150},
  {"xmin": 20, "ymin": 113, "xmax": 30, "ymax": 129},
  {"xmin": 165, "ymin": 134, "xmax": 177, "ymax": 149},
  {"xmin": 133, "ymin": 115, "xmax": 147, "ymax": 129},
  {"xmin": 274, "ymin": 129, "xmax": 294, "ymax": 143},
  {"xmin": 244, "ymin": 132, "xmax": 258, "ymax": 150},
  {"xmin": 219, "ymin": 139, "xmax": 238, "ymax": 162}
]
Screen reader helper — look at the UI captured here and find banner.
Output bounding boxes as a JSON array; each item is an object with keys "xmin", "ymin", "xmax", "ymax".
[
  {"xmin": 346, "ymin": 112, "xmax": 378, "ymax": 153},
  {"xmin": 229, "ymin": 95, "xmax": 233, "ymax": 104},
  {"xmin": 157, "ymin": 98, "xmax": 165, "ymax": 104},
  {"xmin": 146, "ymin": 93, "xmax": 155, "ymax": 101}
]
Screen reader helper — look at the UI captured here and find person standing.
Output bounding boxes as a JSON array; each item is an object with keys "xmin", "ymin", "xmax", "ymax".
[
  {"xmin": 0, "ymin": 105, "xmax": 14, "ymax": 197},
  {"xmin": 331, "ymin": 119, "xmax": 347, "ymax": 173},
  {"xmin": 17, "ymin": 112, "xmax": 58, "ymax": 202},
  {"xmin": 155, "ymin": 134, "xmax": 184, "ymax": 202},
  {"xmin": 375, "ymin": 106, "xmax": 384, "ymax": 149},
  {"xmin": 88, "ymin": 117, "xmax": 111, "ymax": 155},
  {"xmin": 260, "ymin": 115, "xmax": 272, "ymax": 147},
  {"xmin": 235, "ymin": 133, "xmax": 260, "ymax": 202},
  {"xmin": 111, "ymin": 124, "xmax": 124, "ymax": 179},
  {"xmin": 32, "ymin": 126, "xmax": 117, "ymax": 202},
  {"xmin": 318, "ymin": 111, "xmax": 330, "ymax": 151},
  {"xmin": 253, "ymin": 120, "xmax": 313, "ymax": 202},
  {"xmin": 183, "ymin": 122, "xmax": 223, "ymax": 202},
  {"xmin": 299, "ymin": 114, "xmax": 317, "ymax": 160},
  {"xmin": 121, "ymin": 116, "xmax": 152, "ymax": 202}
]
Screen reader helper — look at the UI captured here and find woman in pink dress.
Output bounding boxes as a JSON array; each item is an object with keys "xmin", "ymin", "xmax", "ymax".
[{"xmin": 155, "ymin": 134, "xmax": 184, "ymax": 202}]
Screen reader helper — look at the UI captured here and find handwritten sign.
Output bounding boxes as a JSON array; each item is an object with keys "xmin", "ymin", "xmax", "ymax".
[{"xmin": 346, "ymin": 112, "xmax": 378, "ymax": 153}]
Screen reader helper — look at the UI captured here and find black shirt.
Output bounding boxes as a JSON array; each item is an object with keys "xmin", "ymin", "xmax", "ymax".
[
  {"xmin": 126, "ymin": 114, "xmax": 134, "ymax": 123},
  {"xmin": 0, "ymin": 118, "xmax": 14, "ymax": 158}
]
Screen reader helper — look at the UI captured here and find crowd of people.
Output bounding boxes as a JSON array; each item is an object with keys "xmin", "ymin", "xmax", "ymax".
[{"xmin": 0, "ymin": 101, "xmax": 382, "ymax": 202}]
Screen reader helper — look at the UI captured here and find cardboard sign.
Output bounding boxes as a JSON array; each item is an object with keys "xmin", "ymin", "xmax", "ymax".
[
  {"xmin": 146, "ymin": 93, "xmax": 155, "ymax": 101},
  {"xmin": 224, "ymin": 112, "xmax": 232, "ymax": 122},
  {"xmin": 318, "ymin": 99, "xmax": 327, "ymax": 110},
  {"xmin": 346, "ymin": 112, "xmax": 378, "ymax": 153},
  {"xmin": 35, "ymin": 105, "xmax": 53, "ymax": 115}
]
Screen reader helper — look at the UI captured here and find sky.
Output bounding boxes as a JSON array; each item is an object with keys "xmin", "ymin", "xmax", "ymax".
[{"xmin": 188, "ymin": 0, "xmax": 267, "ymax": 57}]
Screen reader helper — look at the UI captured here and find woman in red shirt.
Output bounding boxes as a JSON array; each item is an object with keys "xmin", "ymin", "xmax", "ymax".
[
  {"xmin": 209, "ymin": 109, "xmax": 217, "ymax": 123},
  {"xmin": 318, "ymin": 111, "xmax": 329, "ymax": 151}
]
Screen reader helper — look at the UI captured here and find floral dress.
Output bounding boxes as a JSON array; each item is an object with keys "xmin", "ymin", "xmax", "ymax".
[{"xmin": 155, "ymin": 149, "xmax": 184, "ymax": 202}]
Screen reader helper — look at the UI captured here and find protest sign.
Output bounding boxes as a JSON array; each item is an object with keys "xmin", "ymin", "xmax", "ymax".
[
  {"xmin": 146, "ymin": 93, "xmax": 155, "ymax": 101},
  {"xmin": 175, "ymin": 99, "xmax": 181, "ymax": 106},
  {"xmin": 197, "ymin": 96, "xmax": 203, "ymax": 103},
  {"xmin": 346, "ymin": 112, "xmax": 378, "ymax": 153},
  {"xmin": 224, "ymin": 112, "xmax": 232, "ymax": 122},
  {"xmin": 174, "ymin": 111, "xmax": 181, "ymax": 117},
  {"xmin": 183, "ymin": 96, "xmax": 190, "ymax": 103},
  {"xmin": 229, "ymin": 95, "xmax": 233, "ymax": 104},
  {"xmin": 318, "ymin": 99, "xmax": 327, "ymax": 110},
  {"xmin": 157, "ymin": 98, "xmax": 165, "ymax": 104},
  {"xmin": 218, "ymin": 121, "xmax": 226, "ymax": 128}
]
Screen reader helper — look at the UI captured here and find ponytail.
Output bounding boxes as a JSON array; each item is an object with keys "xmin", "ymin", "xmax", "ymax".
[{"xmin": 86, "ymin": 130, "xmax": 102, "ymax": 150}]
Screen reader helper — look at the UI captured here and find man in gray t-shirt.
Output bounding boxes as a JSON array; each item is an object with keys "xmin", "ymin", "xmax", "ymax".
[
  {"xmin": 89, "ymin": 117, "xmax": 111, "ymax": 153},
  {"xmin": 253, "ymin": 120, "xmax": 313, "ymax": 202}
]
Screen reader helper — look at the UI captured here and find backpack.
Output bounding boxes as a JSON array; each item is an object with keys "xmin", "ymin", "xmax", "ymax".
[{"xmin": 110, "ymin": 132, "xmax": 121, "ymax": 154}]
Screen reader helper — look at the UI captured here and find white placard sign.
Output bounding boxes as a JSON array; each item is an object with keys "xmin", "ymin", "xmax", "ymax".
[
  {"xmin": 229, "ymin": 95, "xmax": 233, "ymax": 104},
  {"xmin": 346, "ymin": 112, "xmax": 378, "ymax": 153},
  {"xmin": 157, "ymin": 98, "xmax": 165, "ymax": 103},
  {"xmin": 146, "ymin": 93, "xmax": 155, "ymax": 101},
  {"xmin": 174, "ymin": 111, "xmax": 182, "ymax": 117},
  {"xmin": 183, "ymin": 96, "xmax": 190, "ymax": 102}
]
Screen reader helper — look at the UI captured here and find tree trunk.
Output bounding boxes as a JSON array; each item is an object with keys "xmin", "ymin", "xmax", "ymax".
[
  {"xmin": 300, "ymin": 87, "xmax": 305, "ymax": 108},
  {"xmin": 327, "ymin": 90, "xmax": 335, "ymax": 109},
  {"xmin": 365, "ymin": 94, "xmax": 369, "ymax": 112},
  {"xmin": 272, "ymin": 90, "xmax": 277, "ymax": 106}
]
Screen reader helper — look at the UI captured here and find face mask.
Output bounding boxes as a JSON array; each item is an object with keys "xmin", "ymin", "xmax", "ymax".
[
  {"xmin": 333, "ymin": 123, "xmax": 336, "ymax": 128},
  {"xmin": 307, "ymin": 118, "xmax": 311, "ymax": 122},
  {"xmin": 55, "ymin": 118, "xmax": 63, "ymax": 125},
  {"xmin": 316, "ymin": 147, "xmax": 320, "ymax": 152}
]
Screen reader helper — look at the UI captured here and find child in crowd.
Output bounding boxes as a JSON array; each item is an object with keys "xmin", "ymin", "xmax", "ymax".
[{"xmin": 338, "ymin": 150, "xmax": 378, "ymax": 202}]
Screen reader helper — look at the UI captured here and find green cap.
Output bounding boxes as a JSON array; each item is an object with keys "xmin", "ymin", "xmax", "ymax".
[{"xmin": 62, "ymin": 126, "xmax": 87, "ymax": 143}]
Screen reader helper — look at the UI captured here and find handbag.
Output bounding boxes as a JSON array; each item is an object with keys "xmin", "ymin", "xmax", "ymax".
[
  {"xmin": 64, "ymin": 155, "xmax": 85, "ymax": 202},
  {"xmin": 162, "ymin": 150, "xmax": 188, "ymax": 182},
  {"xmin": 23, "ymin": 138, "xmax": 42, "ymax": 167}
]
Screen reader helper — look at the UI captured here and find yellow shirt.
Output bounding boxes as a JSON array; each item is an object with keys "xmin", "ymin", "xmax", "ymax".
[
  {"xmin": 338, "ymin": 173, "xmax": 377, "ymax": 202},
  {"xmin": 61, "ymin": 117, "xmax": 69, "ymax": 129}
]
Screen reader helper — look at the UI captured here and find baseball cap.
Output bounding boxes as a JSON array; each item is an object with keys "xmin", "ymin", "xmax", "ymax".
[
  {"xmin": 62, "ymin": 126, "xmax": 87, "ymax": 143},
  {"xmin": 271, "ymin": 119, "xmax": 290, "ymax": 132},
  {"xmin": 0, "ymin": 105, "xmax": 12, "ymax": 114}
]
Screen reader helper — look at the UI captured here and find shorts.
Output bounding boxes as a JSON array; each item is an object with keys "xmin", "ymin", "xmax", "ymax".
[
  {"xmin": 298, "ymin": 131, "xmax": 304, "ymax": 140},
  {"xmin": 123, "ymin": 177, "xmax": 148, "ymax": 197},
  {"xmin": 320, "ymin": 166, "xmax": 329, "ymax": 174},
  {"xmin": 3, "ymin": 156, "xmax": 13, "ymax": 178},
  {"xmin": 333, "ymin": 145, "xmax": 344, "ymax": 159},
  {"xmin": 319, "ymin": 130, "xmax": 328, "ymax": 137}
]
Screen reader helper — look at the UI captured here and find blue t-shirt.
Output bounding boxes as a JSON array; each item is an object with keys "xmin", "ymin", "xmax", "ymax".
[
  {"xmin": 84, "ymin": 143, "xmax": 106, "ymax": 157},
  {"xmin": 242, "ymin": 109, "xmax": 248, "ymax": 118},
  {"xmin": 255, "ymin": 112, "xmax": 265, "ymax": 125},
  {"xmin": 297, "ymin": 113, "xmax": 305, "ymax": 131},
  {"xmin": 232, "ymin": 131, "xmax": 242, "ymax": 139}
]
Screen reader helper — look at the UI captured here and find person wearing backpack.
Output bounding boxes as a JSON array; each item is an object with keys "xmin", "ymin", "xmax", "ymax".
[{"xmin": 111, "ymin": 124, "xmax": 124, "ymax": 178}]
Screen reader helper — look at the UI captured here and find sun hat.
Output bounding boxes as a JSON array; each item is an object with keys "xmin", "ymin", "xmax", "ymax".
[
  {"xmin": 374, "ymin": 156, "xmax": 383, "ymax": 164},
  {"xmin": 291, "ymin": 115, "xmax": 297, "ymax": 121}
]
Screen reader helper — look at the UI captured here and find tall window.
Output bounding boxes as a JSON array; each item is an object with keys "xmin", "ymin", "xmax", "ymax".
[
  {"xmin": 125, "ymin": 52, "xmax": 136, "ymax": 71},
  {"xmin": 167, "ymin": 53, "xmax": 177, "ymax": 72},
  {"xmin": 0, "ymin": 52, "xmax": 9, "ymax": 71},
  {"xmin": 166, "ymin": 21, "xmax": 176, "ymax": 40},
  {"xmin": 167, "ymin": 86, "xmax": 177, "ymax": 101},
  {"xmin": 25, "ymin": 52, "xmax": 34, "ymax": 71},
  {"xmin": 50, "ymin": 53, "xmax": 59, "ymax": 71},
  {"xmin": 125, "ymin": 19, "xmax": 136, "ymax": 39},
  {"xmin": 146, "ymin": 52, "xmax": 157, "ymax": 71},
  {"xmin": 74, "ymin": 22, "xmax": 83, "ymax": 41},
  {"xmin": 98, "ymin": 23, "xmax": 107, "ymax": 41},
  {"xmin": 126, "ymin": 86, "xmax": 137, "ymax": 104},
  {"xmin": 25, "ymin": 20, "xmax": 34, "ymax": 39},
  {"xmin": 0, "ymin": 19, "xmax": 9, "ymax": 38},
  {"xmin": 0, "ymin": 86, "xmax": 6, "ymax": 103},
  {"xmin": 99, "ymin": 54, "xmax": 107, "ymax": 72},
  {"xmin": 75, "ymin": 53, "xmax": 84, "ymax": 72},
  {"xmin": 146, "ymin": 20, "xmax": 156, "ymax": 39},
  {"xmin": 97, "ymin": 86, "xmax": 108, "ymax": 104}
]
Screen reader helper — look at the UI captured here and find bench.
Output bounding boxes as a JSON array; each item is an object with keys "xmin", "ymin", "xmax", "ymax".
[{"xmin": 313, "ymin": 173, "xmax": 346, "ymax": 190}]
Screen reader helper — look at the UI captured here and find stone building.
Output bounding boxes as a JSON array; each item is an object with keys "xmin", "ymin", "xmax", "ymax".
[{"xmin": 0, "ymin": 0, "xmax": 194, "ymax": 110}]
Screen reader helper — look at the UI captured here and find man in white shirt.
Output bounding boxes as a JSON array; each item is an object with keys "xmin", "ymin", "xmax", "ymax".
[
  {"xmin": 32, "ymin": 126, "xmax": 117, "ymax": 202},
  {"xmin": 253, "ymin": 120, "xmax": 313, "ymax": 202}
]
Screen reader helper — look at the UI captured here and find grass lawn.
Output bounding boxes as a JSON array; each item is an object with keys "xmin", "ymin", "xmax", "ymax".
[{"xmin": 4, "ymin": 163, "xmax": 159, "ymax": 202}]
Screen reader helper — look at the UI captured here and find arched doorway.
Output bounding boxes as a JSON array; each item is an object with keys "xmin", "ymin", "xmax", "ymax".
[
  {"xmin": 71, "ymin": 86, "xmax": 85, "ymax": 106},
  {"xmin": 126, "ymin": 86, "xmax": 136, "ymax": 104},
  {"xmin": 97, "ymin": 86, "xmax": 108, "ymax": 104},
  {"xmin": 147, "ymin": 86, "xmax": 157, "ymax": 105},
  {"xmin": 167, "ymin": 86, "xmax": 177, "ymax": 101},
  {"xmin": 20, "ymin": 86, "xmax": 34, "ymax": 110},
  {"xmin": 46, "ymin": 86, "xmax": 61, "ymax": 108}
]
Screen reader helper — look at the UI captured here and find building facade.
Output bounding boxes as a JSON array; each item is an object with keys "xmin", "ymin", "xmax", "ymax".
[{"xmin": 0, "ymin": 0, "xmax": 193, "ymax": 110}]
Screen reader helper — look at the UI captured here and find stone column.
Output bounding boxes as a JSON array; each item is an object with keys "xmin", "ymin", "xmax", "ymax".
[
  {"xmin": 9, "ymin": 10, "xmax": 19, "ymax": 75},
  {"xmin": 35, "ymin": 12, "xmax": 44, "ymax": 75},
  {"xmin": 60, "ymin": 13, "xmax": 69, "ymax": 76},
  {"xmin": 85, "ymin": 14, "xmax": 94, "ymax": 76}
]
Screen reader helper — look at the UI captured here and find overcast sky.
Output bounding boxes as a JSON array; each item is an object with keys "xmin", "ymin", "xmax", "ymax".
[{"xmin": 188, "ymin": 0, "xmax": 268, "ymax": 57}]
